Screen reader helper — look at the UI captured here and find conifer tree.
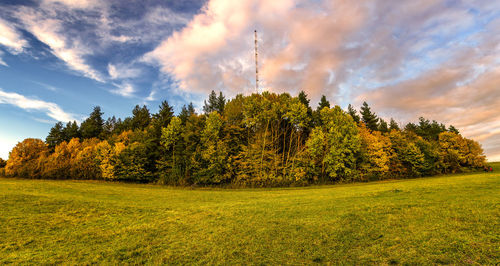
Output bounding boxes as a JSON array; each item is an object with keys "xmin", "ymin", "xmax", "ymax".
[
  {"xmin": 131, "ymin": 105, "xmax": 151, "ymax": 131},
  {"xmin": 103, "ymin": 116, "xmax": 117, "ymax": 136},
  {"xmin": 347, "ymin": 104, "xmax": 360, "ymax": 123},
  {"xmin": 316, "ymin": 95, "xmax": 330, "ymax": 111},
  {"xmin": 298, "ymin": 91, "xmax": 313, "ymax": 119},
  {"xmin": 448, "ymin": 125, "xmax": 459, "ymax": 134},
  {"xmin": 203, "ymin": 90, "xmax": 219, "ymax": 114},
  {"xmin": 46, "ymin": 122, "xmax": 65, "ymax": 150},
  {"xmin": 216, "ymin": 91, "xmax": 226, "ymax": 113},
  {"xmin": 152, "ymin": 100, "xmax": 174, "ymax": 136},
  {"xmin": 179, "ymin": 102, "xmax": 196, "ymax": 123},
  {"xmin": 63, "ymin": 121, "xmax": 80, "ymax": 141},
  {"xmin": 81, "ymin": 106, "xmax": 104, "ymax": 139},
  {"xmin": 360, "ymin": 101, "xmax": 379, "ymax": 131},
  {"xmin": 378, "ymin": 118, "xmax": 389, "ymax": 133},
  {"xmin": 389, "ymin": 118, "xmax": 400, "ymax": 131}
]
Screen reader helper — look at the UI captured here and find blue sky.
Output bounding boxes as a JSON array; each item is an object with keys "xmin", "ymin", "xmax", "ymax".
[{"xmin": 0, "ymin": 0, "xmax": 499, "ymax": 161}]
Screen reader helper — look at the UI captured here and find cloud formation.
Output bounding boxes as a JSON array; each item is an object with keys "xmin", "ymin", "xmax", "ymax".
[
  {"xmin": 144, "ymin": 0, "xmax": 500, "ymax": 160},
  {"xmin": 0, "ymin": 18, "xmax": 28, "ymax": 53},
  {"xmin": 0, "ymin": 88, "xmax": 78, "ymax": 122},
  {"xmin": 0, "ymin": 0, "xmax": 499, "ymax": 160}
]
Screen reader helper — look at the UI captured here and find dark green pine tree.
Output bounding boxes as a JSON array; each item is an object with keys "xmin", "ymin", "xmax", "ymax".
[
  {"xmin": 216, "ymin": 91, "xmax": 226, "ymax": 114},
  {"xmin": 131, "ymin": 105, "xmax": 151, "ymax": 131},
  {"xmin": 80, "ymin": 106, "xmax": 104, "ymax": 139},
  {"xmin": 203, "ymin": 90, "xmax": 219, "ymax": 114},
  {"xmin": 63, "ymin": 121, "xmax": 80, "ymax": 141},
  {"xmin": 347, "ymin": 104, "xmax": 360, "ymax": 123},
  {"xmin": 316, "ymin": 95, "xmax": 331, "ymax": 111},
  {"xmin": 298, "ymin": 90, "xmax": 314, "ymax": 135},
  {"xmin": 448, "ymin": 125, "xmax": 459, "ymax": 134},
  {"xmin": 298, "ymin": 90, "xmax": 313, "ymax": 116},
  {"xmin": 378, "ymin": 118, "xmax": 389, "ymax": 133},
  {"xmin": 187, "ymin": 102, "xmax": 196, "ymax": 115},
  {"xmin": 404, "ymin": 122, "xmax": 418, "ymax": 132},
  {"xmin": 389, "ymin": 118, "xmax": 400, "ymax": 131},
  {"xmin": 179, "ymin": 102, "xmax": 196, "ymax": 123},
  {"xmin": 152, "ymin": 100, "xmax": 174, "ymax": 136},
  {"xmin": 360, "ymin": 101, "xmax": 379, "ymax": 131},
  {"xmin": 103, "ymin": 116, "xmax": 117, "ymax": 137},
  {"xmin": 46, "ymin": 122, "xmax": 65, "ymax": 150}
]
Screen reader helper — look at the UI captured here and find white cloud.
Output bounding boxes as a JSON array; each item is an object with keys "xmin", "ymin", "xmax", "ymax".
[
  {"xmin": 111, "ymin": 83, "xmax": 136, "ymax": 98},
  {"xmin": 42, "ymin": 0, "xmax": 99, "ymax": 9},
  {"xmin": 0, "ymin": 88, "xmax": 78, "ymax": 122},
  {"xmin": 143, "ymin": 0, "xmax": 367, "ymax": 98},
  {"xmin": 16, "ymin": 10, "xmax": 104, "ymax": 82},
  {"xmin": 107, "ymin": 63, "xmax": 141, "ymax": 80},
  {"xmin": 0, "ymin": 18, "xmax": 28, "ymax": 53},
  {"xmin": 0, "ymin": 51, "xmax": 7, "ymax": 67}
]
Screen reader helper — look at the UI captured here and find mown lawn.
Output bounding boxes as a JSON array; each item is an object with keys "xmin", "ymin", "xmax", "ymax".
[{"xmin": 0, "ymin": 164, "xmax": 499, "ymax": 264}]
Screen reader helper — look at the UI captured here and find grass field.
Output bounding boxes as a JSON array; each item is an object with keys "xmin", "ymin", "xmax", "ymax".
[{"xmin": 1, "ymin": 164, "xmax": 499, "ymax": 264}]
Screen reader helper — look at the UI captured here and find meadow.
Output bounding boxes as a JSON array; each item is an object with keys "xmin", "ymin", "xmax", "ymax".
[{"xmin": 0, "ymin": 163, "xmax": 499, "ymax": 264}]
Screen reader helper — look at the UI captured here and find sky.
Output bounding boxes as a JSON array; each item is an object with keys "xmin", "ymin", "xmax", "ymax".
[{"xmin": 0, "ymin": 0, "xmax": 499, "ymax": 161}]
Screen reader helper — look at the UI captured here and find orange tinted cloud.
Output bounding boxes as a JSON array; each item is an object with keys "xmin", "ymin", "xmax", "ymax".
[{"xmin": 146, "ymin": 0, "xmax": 500, "ymax": 160}]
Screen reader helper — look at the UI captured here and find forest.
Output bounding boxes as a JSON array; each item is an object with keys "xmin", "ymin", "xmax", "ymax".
[{"xmin": 0, "ymin": 91, "xmax": 486, "ymax": 186}]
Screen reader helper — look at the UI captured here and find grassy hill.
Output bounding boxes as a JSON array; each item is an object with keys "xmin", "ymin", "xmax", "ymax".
[{"xmin": 1, "ymin": 164, "xmax": 499, "ymax": 264}]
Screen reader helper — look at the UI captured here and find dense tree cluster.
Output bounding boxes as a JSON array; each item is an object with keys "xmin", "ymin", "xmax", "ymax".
[{"xmin": 0, "ymin": 91, "xmax": 486, "ymax": 186}]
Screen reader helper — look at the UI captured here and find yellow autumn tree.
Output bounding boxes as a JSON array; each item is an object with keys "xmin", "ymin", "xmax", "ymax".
[
  {"xmin": 438, "ymin": 131, "xmax": 485, "ymax": 172},
  {"xmin": 95, "ymin": 140, "xmax": 126, "ymax": 180},
  {"xmin": 72, "ymin": 138, "xmax": 101, "ymax": 179},
  {"xmin": 358, "ymin": 124, "xmax": 391, "ymax": 180},
  {"xmin": 41, "ymin": 138, "xmax": 82, "ymax": 179},
  {"xmin": 5, "ymin": 138, "xmax": 48, "ymax": 178}
]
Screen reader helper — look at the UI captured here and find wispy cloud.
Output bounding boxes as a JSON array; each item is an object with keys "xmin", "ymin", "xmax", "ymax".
[
  {"xmin": 0, "ymin": 88, "xmax": 78, "ymax": 122},
  {"xmin": 0, "ymin": 51, "xmax": 7, "ymax": 67},
  {"xmin": 107, "ymin": 63, "xmax": 141, "ymax": 80},
  {"xmin": 31, "ymin": 81, "xmax": 58, "ymax": 92},
  {"xmin": 42, "ymin": 0, "xmax": 99, "ymax": 9},
  {"xmin": 0, "ymin": 18, "xmax": 28, "ymax": 53},
  {"xmin": 142, "ymin": 0, "xmax": 500, "ymax": 160},
  {"xmin": 111, "ymin": 82, "xmax": 136, "ymax": 98},
  {"xmin": 17, "ymin": 10, "xmax": 104, "ymax": 82}
]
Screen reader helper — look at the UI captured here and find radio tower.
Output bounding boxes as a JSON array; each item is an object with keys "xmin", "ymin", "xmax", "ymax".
[{"xmin": 254, "ymin": 30, "xmax": 259, "ymax": 92}]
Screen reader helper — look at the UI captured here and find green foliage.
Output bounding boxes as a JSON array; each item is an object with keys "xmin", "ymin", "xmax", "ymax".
[
  {"xmin": 389, "ymin": 118, "xmax": 400, "ymax": 131},
  {"xmin": 131, "ymin": 105, "xmax": 151, "ymax": 131},
  {"xmin": 316, "ymin": 95, "xmax": 330, "ymax": 111},
  {"xmin": 319, "ymin": 106, "xmax": 361, "ymax": 181},
  {"xmin": 360, "ymin": 101, "xmax": 379, "ymax": 131},
  {"xmin": 46, "ymin": 122, "xmax": 65, "ymax": 150},
  {"xmin": 0, "ymin": 157, "xmax": 7, "ymax": 176},
  {"xmin": 114, "ymin": 141, "xmax": 154, "ymax": 182},
  {"xmin": 414, "ymin": 117, "xmax": 447, "ymax": 141},
  {"xmin": 4, "ymin": 92, "xmax": 487, "ymax": 186},
  {"xmin": 347, "ymin": 104, "xmax": 360, "ymax": 123},
  {"xmin": 152, "ymin": 100, "xmax": 174, "ymax": 137},
  {"xmin": 378, "ymin": 118, "xmax": 389, "ymax": 133},
  {"xmin": 203, "ymin": 90, "xmax": 225, "ymax": 114},
  {"xmin": 194, "ymin": 112, "xmax": 228, "ymax": 184},
  {"xmin": 81, "ymin": 106, "xmax": 104, "ymax": 139},
  {"xmin": 63, "ymin": 121, "xmax": 80, "ymax": 141},
  {"xmin": 159, "ymin": 117, "xmax": 185, "ymax": 184}
]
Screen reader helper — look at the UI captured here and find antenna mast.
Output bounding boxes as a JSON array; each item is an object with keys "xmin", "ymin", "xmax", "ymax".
[{"xmin": 254, "ymin": 30, "xmax": 259, "ymax": 92}]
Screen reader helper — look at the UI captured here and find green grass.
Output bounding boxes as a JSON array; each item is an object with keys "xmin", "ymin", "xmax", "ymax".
[{"xmin": 1, "ymin": 165, "xmax": 499, "ymax": 264}]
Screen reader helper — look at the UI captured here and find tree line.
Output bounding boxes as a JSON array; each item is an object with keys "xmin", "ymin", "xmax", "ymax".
[{"xmin": 0, "ymin": 91, "xmax": 486, "ymax": 186}]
